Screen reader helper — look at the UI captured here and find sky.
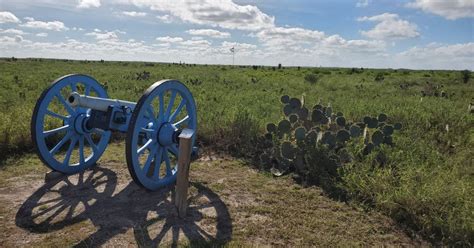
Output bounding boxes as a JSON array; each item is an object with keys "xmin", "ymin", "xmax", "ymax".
[{"xmin": 0, "ymin": 0, "xmax": 473, "ymax": 69}]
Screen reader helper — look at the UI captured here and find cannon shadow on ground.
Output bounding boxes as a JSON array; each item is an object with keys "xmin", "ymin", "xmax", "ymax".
[{"xmin": 15, "ymin": 167, "xmax": 233, "ymax": 247}]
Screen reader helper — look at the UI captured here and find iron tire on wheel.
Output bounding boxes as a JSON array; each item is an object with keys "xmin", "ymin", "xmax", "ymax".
[
  {"xmin": 31, "ymin": 74, "xmax": 111, "ymax": 174},
  {"xmin": 126, "ymin": 79, "xmax": 197, "ymax": 191}
]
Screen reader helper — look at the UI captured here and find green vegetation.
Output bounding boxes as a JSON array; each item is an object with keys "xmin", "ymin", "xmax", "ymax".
[{"xmin": 0, "ymin": 58, "xmax": 473, "ymax": 246}]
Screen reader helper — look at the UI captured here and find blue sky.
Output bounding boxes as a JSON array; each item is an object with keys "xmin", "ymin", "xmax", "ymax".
[{"xmin": 0, "ymin": 0, "xmax": 473, "ymax": 69}]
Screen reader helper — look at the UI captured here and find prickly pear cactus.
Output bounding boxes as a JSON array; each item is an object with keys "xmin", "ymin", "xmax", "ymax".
[{"xmin": 259, "ymin": 95, "xmax": 402, "ymax": 181}]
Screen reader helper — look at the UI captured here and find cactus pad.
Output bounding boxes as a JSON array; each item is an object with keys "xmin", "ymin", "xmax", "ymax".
[
  {"xmin": 281, "ymin": 141, "xmax": 295, "ymax": 159},
  {"xmin": 394, "ymin": 123, "xmax": 402, "ymax": 130},
  {"xmin": 372, "ymin": 130, "xmax": 384, "ymax": 146},
  {"xmin": 349, "ymin": 125, "xmax": 361, "ymax": 137},
  {"xmin": 289, "ymin": 114, "xmax": 298, "ymax": 123},
  {"xmin": 382, "ymin": 125, "xmax": 394, "ymax": 136},
  {"xmin": 278, "ymin": 120, "xmax": 291, "ymax": 133},
  {"xmin": 281, "ymin": 95, "xmax": 290, "ymax": 104},
  {"xmin": 336, "ymin": 116, "xmax": 346, "ymax": 127},
  {"xmin": 336, "ymin": 129, "xmax": 351, "ymax": 143},
  {"xmin": 295, "ymin": 127, "xmax": 307, "ymax": 141},
  {"xmin": 289, "ymin": 98, "xmax": 302, "ymax": 109},
  {"xmin": 266, "ymin": 123, "xmax": 277, "ymax": 133}
]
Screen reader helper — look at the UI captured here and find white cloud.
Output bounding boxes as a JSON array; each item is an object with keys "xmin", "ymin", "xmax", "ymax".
[
  {"xmin": 156, "ymin": 36, "xmax": 183, "ymax": 42},
  {"xmin": 121, "ymin": 11, "xmax": 147, "ymax": 17},
  {"xmin": 20, "ymin": 17, "xmax": 69, "ymax": 31},
  {"xmin": 186, "ymin": 29, "xmax": 230, "ymax": 38},
  {"xmin": 77, "ymin": 0, "xmax": 101, "ymax": 9},
  {"xmin": 254, "ymin": 26, "xmax": 325, "ymax": 47},
  {"xmin": 36, "ymin": 32, "xmax": 48, "ymax": 37},
  {"xmin": 85, "ymin": 30, "xmax": 120, "ymax": 41},
  {"xmin": 156, "ymin": 14, "xmax": 173, "ymax": 23},
  {"xmin": 0, "ymin": 11, "xmax": 20, "ymax": 23},
  {"xmin": 397, "ymin": 42, "xmax": 474, "ymax": 69},
  {"xmin": 0, "ymin": 35, "xmax": 24, "ymax": 43},
  {"xmin": 72, "ymin": 27, "xmax": 85, "ymax": 31},
  {"xmin": 0, "ymin": 28, "xmax": 28, "ymax": 35},
  {"xmin": 407, "ymin": 0, "xmax": 474, "ymax": 20},
  {"xmin": 356, "ymin": 0, "xmax": 369, "ymax": 7},
  {"xmin": 358, "ymin": 13, "xmax": 419, "ymax": 40},
  {"xmin": 127, "ymin": 0, "xmax": 275, "ymax": 30},
  {"xmin": 179, "ymin": 39, "xmax": 211, "ymax": 47}
]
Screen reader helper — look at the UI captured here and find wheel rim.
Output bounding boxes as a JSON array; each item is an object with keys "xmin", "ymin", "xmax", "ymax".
[
  {"xmin": 31, "ymin": 74, "xmax": 111, "ymax": 174},
  {"xmin": 126, "ymin": 80, "xmax": 197, "ymax": 190}
]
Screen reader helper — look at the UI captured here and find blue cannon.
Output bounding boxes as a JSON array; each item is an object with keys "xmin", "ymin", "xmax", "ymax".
[{"xmin": 31, "ymin": 74, "xmax": 197, "ymax": 190}]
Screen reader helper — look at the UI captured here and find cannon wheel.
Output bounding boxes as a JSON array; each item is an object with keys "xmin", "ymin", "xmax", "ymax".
[
  {"xmin": 126, "ymin": 80, "xmax": 197, "ymax": 191},
  {"xmin": 31, "ymin": 74, "xmax": 111, "ymax": 174}
]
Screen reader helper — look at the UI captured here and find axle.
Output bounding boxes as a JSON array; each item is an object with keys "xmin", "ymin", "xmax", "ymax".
[{"xmin": 68, "ymin": 92, "xmax": 136, "ymax": 112}]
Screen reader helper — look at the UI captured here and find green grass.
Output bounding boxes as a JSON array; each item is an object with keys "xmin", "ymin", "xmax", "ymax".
[{"xmin": 0, "ymin": 58, "xmax": 473, "ymax": 245}]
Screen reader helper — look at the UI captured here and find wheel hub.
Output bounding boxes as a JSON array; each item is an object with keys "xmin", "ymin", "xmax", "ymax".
[
  {"xmin": 73, "ymin": 113, "xmax": 92, "ymax": 134},
  {"xmin": 157, "ymin": 122, "xmax": 179, "ymax": 146}
]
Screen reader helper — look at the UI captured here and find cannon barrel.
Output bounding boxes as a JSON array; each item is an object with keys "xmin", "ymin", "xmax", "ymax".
[{"xmin": 68, "ymin": 92, "xmax": 136, "ymax": 112}]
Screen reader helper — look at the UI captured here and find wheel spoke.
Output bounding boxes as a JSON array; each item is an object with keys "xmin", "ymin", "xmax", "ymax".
[
  {"xmin": 141, "ymin": 127, "xmax": 155, "ymax": 134},
  {"xmin": 84, "ymin": 85, "xmax": 91, "ymax": 95},
  {"xmin": 146, "ymin": 105, "xmax": 157, "ymax": 125},
  {"xmin": 152, "ymin": 146, "xmax": 164, "ymax": 179},
  {"xmin": 165, "ymin": 91, "xmax": 177, "ymax": 119},
  {"xmin": 43, "ymin": 125, "xmax": 70, "ymax": 138},
  {"xmin": 79, "ymin": 135, "xmax": 85, "ymax": 165},
  {"xmin": 163, "ymin": 151, "xmax": 172, "ymax": 176},
  {"xmin": 63, "ymin": 136, "xmax": 77, "ymax": 165},
  {"xmin": 85, "ymin": 133, "xmax": 98, "ymax": 154},
  {"xmin": 169, "ymin": 99, "xmax": 185, "ymax": 123},
  {"xmin": 56, "ymin": 94, "xmax": 74, "ymax": 114},
  {"xmin": 46, "ymin": 110, "xmax": 68, "ymax": 120},
  {"xmin": 70, "ymin": 83, "xmax": 77, "ymax": 92},
  {"xmin": 158, "ymin": 93, "xmax": 164, "ymax": 122},
  {"xmin": 49, "ymin": 133, "xmax": 72, "ymax": 155},
  {"xmin": 137, "ymin": 138, "xmax": 154, "ymax": 155},
  {"xmin": 174, "ymin": 115, "xmax": 189, "ymax": 127},
  {"xmin": 167, "ymin": 145, "xmax": 178, "ymax": 157},
  {"xmin": 142, "ymin": 147, "xmax": 157, "ymax": 174}
]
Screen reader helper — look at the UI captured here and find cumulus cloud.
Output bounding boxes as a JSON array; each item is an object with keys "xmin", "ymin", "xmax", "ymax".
[
  {"xmin": 0, "ymin": 11, "xmax": 20, "ymax": 23},
  {"xmin": 77, "ymin": 0, "xmax": 101, "ymax": 9},
  {"xmin": 186, "ymin": 29, "xmax": 230, "ymax": 38},
  {"xmin": 85, "ymin": 30, "xmax": 121, "ymax": 41},
  {"xmin": 0, "ymin": 28, "xmax": 28, "ymax": 35},
  {"xmin": 156, "ymin": 36, "xmax": 183, "ymax": 42},
  {"xmin": 20, "ymin": 17, "xmax": 68, "ymax": 31},
  {"xmin": 0, "ymin": 35, "xmax": 24, "ymax": 43},
  {"xmin": 255, "ymin": 27, "xmax": 325, "ymax": 44},
  {"xmin": 407, "ymin": 0, "xmax": 474, "ymax": 20},
  {"xmin": 121, "ymin": 11, "xmax": 147, "ymax": 17},
  {"xmin": 156, "ymin": 14, "xmax": 173, "ymax": 23},
  {"xmin": 36, "ymin": 32, "xmax": 48, "ymax": 37},
  {"xmin": 127, "ymin": 0, "xmax": 275, "ymax": 30},
  {"xmin": 397, "ymin": 42, "xmax": 474, "ymax": 69},
  {"xmin": 358, "ymin": 13, "xmax": 419, "ymax": 40}
]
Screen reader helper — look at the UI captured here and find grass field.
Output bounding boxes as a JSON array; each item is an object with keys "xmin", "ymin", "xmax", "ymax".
[{"xmin": 1, "ymin": 58, "xmax": 473, "ymax": 246}]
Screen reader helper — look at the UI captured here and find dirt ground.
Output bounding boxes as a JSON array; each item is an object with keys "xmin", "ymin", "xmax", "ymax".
[{"xmin": 0, "ymin": 143, "xmax": 427, "ymax": 247}]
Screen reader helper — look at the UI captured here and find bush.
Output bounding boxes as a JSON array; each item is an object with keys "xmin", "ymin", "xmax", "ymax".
[
  {"xmin": 461, "ymin": 70, "xmax": 470, "ymax": 84},
  {"xmin": 374, "ymin": 72, "xmax": 384, "ymax": 82},
  {"xmin": 304, "ymin": 73, "xmax": 318, "ymax": 84}
]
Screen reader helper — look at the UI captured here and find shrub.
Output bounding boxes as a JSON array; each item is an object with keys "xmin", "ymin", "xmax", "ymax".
[
  {"xmin": 374, "ymin": 72, "xmax": 384, "ymax": 82},
  {"xmin": 304, "ymin": 73, "xmax": 318, "ymax": 84},
  {"xmin": 461, "ymin": 69, "xmax": 470, "ymax": 84}
]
